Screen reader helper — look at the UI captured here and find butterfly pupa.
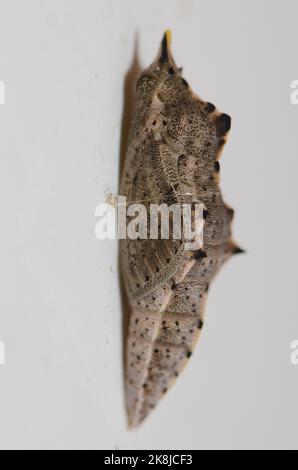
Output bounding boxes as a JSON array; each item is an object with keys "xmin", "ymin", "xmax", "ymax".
[{"xmin": 120, "ymin": 31, "xmax": 243, "ymax": 428}]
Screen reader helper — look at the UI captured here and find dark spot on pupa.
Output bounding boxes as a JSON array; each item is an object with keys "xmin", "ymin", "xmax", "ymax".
[
  {"xmin": 168, "ymin": 66, "xmax": 175, "ymax": 75},
  {"xmin": 203, "ymin": 209, "xmax": 209, "ymax": 220},
  {"xmin": 205, "ymin": 284, "xmax": 210, "ymax": 293},
  {"xmin": 233, "ymin": 246, "xmax": 246, "ymax": 255},
  {"xmin": 197, "ymin": 319, "xmax": 204, "ymax": 330},
  {"xmin": 182, "ymin": 78, "xmax": 189, "ymax": 87},
  {"xmin": 206, "ymin": 102, "xmax": 215, "ymax": 113},
  {"xmin": 143, "ymin": 383, "xmax": 148, "ymax": 388},
  {"xmin": 227, "ymin": 207, "xmax": 235, "ymax": 219},
  {"xmin": 171, "ymin": 282, "xmax": 178, "ymax": 291},
  {"xmin": 186, "ymin": 351, "xmax": 192, "ymax": 358},
  {"xmin": 154, "ymin": 349, "xmax": 159, "ymax": 354},
  {"xmin": 216, "ymin": 138, "xmax": 226, "ymax": 152},
  {"xmin": 163, "ymin": 388, "xmax": 168, "ymax": 394},
  {"xmin": 216, "ymin": 113, "xmax": 231, "ymax": 138},
  {"xmin": 214, "ymin": 161, "xmax": 220, "ymax": 173},
  {"xmin": 194, "ymin": 250, "xmax": 207, "ymax": 260},
  {"xmin": 135, "ymin": 318, "xmax": 139, "ymax": 325}
]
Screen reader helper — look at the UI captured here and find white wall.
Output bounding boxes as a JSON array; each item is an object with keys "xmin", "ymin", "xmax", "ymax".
[{"xmin": 0, "ymin": 0, "xmax": 297, "ymax": 450}]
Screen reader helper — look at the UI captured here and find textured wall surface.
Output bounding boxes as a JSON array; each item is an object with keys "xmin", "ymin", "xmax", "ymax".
[{"xmin": 0, "ymin": 0, "xmax": 297, "ymax": 450}]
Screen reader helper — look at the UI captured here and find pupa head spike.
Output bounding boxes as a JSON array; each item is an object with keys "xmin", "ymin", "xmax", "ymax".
[
  {"xmin": 160, "ymin": 30, "xmax": 172, "ymax": 63},
  {"xmin": 148, "ymin": 30, "xmax": 180, "ymax": 74}
]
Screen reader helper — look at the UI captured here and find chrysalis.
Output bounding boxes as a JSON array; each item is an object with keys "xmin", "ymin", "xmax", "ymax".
[{"xmin": 120, "ymin": 31, "xmax": 243, "ymax": 428}]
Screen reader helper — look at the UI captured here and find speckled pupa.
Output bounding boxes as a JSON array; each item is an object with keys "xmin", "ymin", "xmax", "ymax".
[{"xmin": 120, "ymin": 31, "xmax": 243, "ymax": 428}]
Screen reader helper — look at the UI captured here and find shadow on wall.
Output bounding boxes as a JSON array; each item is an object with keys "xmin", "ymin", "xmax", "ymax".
[{"xmin": 118, "ymin": 34, "xmax": 141, "ymax": 426}]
